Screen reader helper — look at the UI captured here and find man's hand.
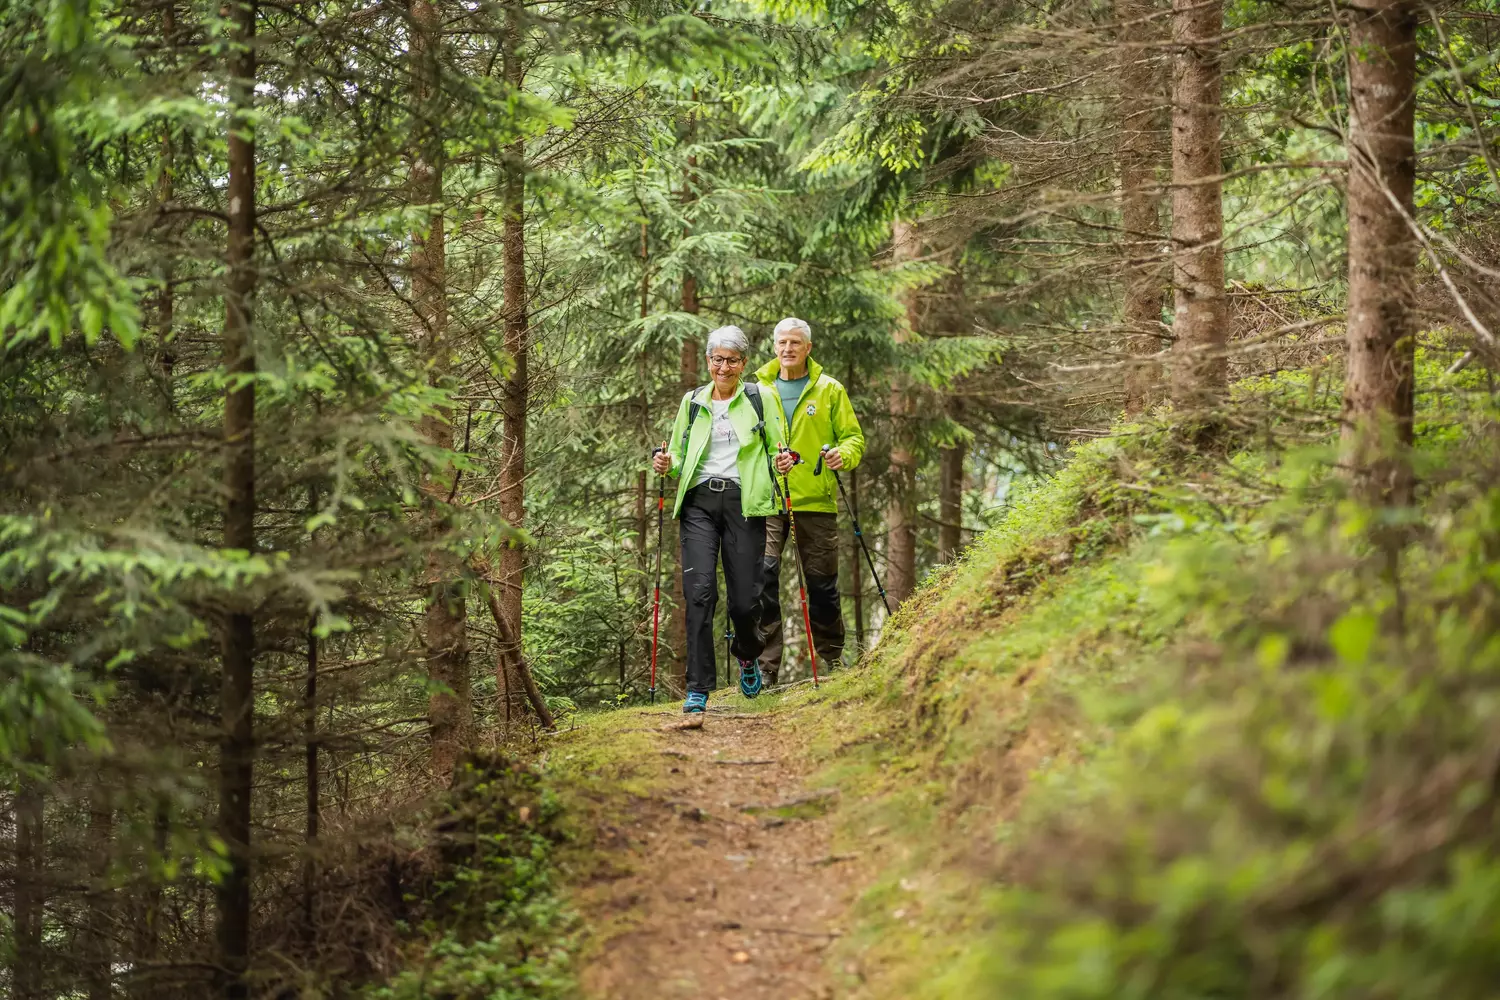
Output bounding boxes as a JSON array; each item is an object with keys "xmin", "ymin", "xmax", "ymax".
[
  {"xmin": 651, "ymin": 442, "xmax": 671, "ymax": 475},
  {"xmin": 823, "ymin": 448, "xmax": 845, "ymax": 472},
  {"xmin": 774, "ymin": 451, "xmax": 796, "ymax": 474}
]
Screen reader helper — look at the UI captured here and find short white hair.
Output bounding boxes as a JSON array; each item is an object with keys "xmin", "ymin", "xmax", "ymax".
[
  {"xmin": 705, "ymin": 325, "xmax": 749, "ymax": 358},
  {"xmin": 773, "ymin": 317, "xmax": 812, "ymax": 343}
]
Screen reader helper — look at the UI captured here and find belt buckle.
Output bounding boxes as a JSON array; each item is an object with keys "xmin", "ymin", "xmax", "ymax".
[{"xmin": 708, "ymin": 477, "xmax": 727, "ymax": 492}]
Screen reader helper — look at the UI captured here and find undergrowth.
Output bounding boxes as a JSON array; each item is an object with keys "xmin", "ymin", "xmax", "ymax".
[
  {"xmin": 794, "ymin": 350, "xmax": 1500, "ymax": 998},
  {"xmin": 365, "ymin": 756, "xmax": 576, "ymax": 1000}
]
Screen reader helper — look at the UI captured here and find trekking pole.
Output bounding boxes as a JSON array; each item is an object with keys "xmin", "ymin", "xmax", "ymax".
[
  {"xmin": 649, "ymin": 446, "xmax": 666, "ymax": 704},
  {"xmin": 817, "ymin": 444, "xmax": 892, "ymax": 616},
  {"xmin": 723, "ymin": 624, "xmax": 734, "ymax": 689},
  {"xmin": 779, "ymin": 447, "xmax": 820, "ymax": 688}
]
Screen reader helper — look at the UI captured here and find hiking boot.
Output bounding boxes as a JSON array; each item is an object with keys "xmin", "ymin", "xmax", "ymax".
[
  {"xmin": 761, "ymin": 665, "xmax": 779, "ymax": 688},
  {"xmin": 738, "ymin": 659, "xmax": 763, "ymax": 699},
  {"xmin": 683, "ymin": 691, "xmax": 708, "ymax": 714}
]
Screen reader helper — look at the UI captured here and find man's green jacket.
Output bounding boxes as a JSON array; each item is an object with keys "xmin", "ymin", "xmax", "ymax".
[
  {"xmin": 754, "ymin": 357, "xmax": 866, "ymax": 514},
  {"xmin": 663, "ymin": 381, "xmax": 788, "ymax": 520}
]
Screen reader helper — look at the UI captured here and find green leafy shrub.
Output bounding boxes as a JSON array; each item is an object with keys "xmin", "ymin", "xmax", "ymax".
[
  {"xmin": 952, "ymin": 437, "xmax": 1500, "ymax": 999},
  {"xmin": 366, "ymin": 756, "xmax": 576, "ymax": 1000}
]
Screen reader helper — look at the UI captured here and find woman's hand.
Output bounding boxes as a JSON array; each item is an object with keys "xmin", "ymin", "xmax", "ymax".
[
  {"xmin": 822, "ymin": 448, "xmax": 844, "ymax": 471},
  {"xmin": 652, "ymin": 442, "xmax": 671, "ymax": 475},
  {"xmin": 774, "ymin": 450, "xmax": 796, "ymax": 475}
]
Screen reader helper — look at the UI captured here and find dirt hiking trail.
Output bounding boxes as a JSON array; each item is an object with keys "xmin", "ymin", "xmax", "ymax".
[{"xmin": 569, "ymin": 702, "xmax": 869, "ymax": 1000}]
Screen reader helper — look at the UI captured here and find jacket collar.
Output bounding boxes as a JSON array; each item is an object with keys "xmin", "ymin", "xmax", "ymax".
[
  {"xmin": 691, "ymin": 381, "xmax": 746, "ymax": 406},
  {"xmin": 755, "ymin": 356, "xmax": 823, "ymax": 385}
]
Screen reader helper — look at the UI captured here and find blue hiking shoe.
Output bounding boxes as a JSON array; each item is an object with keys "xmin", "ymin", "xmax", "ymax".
[
  {"xmin": 683, "ymin": 691, "xmax": 708, "ymax": 714},
  {"xmin": 738, "ymin": 659, "xmax": 763, "ymax": 699}
]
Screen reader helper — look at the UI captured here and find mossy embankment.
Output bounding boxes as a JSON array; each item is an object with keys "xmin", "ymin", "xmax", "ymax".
[{"xmin": 762, "ymin": 354, "xmax": 1500, "ymax": 998}]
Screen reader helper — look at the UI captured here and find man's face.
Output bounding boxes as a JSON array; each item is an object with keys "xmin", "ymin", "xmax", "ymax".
[{"xmin": 774, "ymin": 330, "xmax": 811, "ymax": 374}]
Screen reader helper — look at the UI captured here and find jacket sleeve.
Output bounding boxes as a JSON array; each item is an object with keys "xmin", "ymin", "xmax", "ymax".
[
  {"xmin": 666, "ymin": 391, "xmax": 692, "ymax": 479},
  {"xmin": 830, "ymin": 382, "xmax": 866, "ymax": 471}
]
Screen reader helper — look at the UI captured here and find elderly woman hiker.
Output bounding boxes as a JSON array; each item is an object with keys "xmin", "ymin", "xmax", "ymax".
[{"xmin": 652, "ymin": 325, "xmax": 794, "ymax": 715}]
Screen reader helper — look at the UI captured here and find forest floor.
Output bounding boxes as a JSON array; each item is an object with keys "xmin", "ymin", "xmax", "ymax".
[{"xmin": 550, "ymin": 694, "xmax": 875, "ymax": 1000}]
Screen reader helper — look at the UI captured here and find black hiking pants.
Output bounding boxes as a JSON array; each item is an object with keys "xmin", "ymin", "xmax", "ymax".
[
  {"xmin": 757, "ymin": 511, "xmax": 845, "ymax": 681},
  {"xmin": 680, "ymin": 480, "xmax": 768, "ymax": 695}
]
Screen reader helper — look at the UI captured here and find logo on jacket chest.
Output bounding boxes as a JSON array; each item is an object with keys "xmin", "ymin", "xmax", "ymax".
[{"xmin": 804, "ymin": 403, "xmax": 817, "ymax": 417}]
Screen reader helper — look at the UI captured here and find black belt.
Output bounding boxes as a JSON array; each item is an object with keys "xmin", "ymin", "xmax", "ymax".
[{"xmin": 690, "ymin": 477, "xmax": 740, "ymax": 493}]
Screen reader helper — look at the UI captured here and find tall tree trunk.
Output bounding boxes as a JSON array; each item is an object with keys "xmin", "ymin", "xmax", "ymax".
[
  {"xmin": 498, "ymin": 0, "xmax": 533, "ymax": 726},
  {"xmin": 679, "ymin": 130, "xmax": 702, "ymax": 393},
  {"xmin": 886, "ymin": 219, "xmax": 920, "ymax": 604},
  {"xmin": 661, "ymin": 269, "xmax": 696, "ymax": 697},
  {"xmin": 680, "ymin": 272, "xmax": 701, "ymax": 391},
  {"xmin": 412, "ymin": 0, "xmax": 471, "ymax": 776},
  {"xmin": 1169, "ymin": 0, "xmax": 1227, "ymax": 420},
  {"xmin": 303, "ymin": 492, "xmax": 319, "ymax": 949},
  {"xmin": 86, "ymin": 782, "xmax": 113, "ymax": 1000},
  {"xmin": 1119, "ymin": 0, "xmax": 1169, "ymax": 412},
  {"xmin": 217, "ymin": 0, "xmax": 257, "ymax": 991},
  {"xmin": 938, "ymin": 441, "xmax": 965, "ymax": 563},
  {"xmin": 1340, "ymin": 0, "xmax": 1417, "ymax": 502},
  {"xmin": 14, "ymin": 770, "xmax": 44, "ymax": 1000},
  {"xmin": 660, "ymin": 158, "xmax": 701, "ymax": 699}
]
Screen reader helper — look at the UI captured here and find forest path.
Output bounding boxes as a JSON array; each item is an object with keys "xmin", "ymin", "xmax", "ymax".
[{"xmin": 567, "ymin": 700, "xmax": 865, "ymax": 1000}]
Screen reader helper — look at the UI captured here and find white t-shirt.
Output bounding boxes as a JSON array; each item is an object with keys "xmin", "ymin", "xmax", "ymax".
[{"xmin": 693, "ymin": 397, "xmax": 741, "ymax": 485}]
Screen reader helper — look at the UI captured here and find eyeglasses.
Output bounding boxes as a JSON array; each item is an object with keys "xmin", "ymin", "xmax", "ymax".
[{"xmin": 708, "ymin": 355, "xmax": 745, "ymax": 369}]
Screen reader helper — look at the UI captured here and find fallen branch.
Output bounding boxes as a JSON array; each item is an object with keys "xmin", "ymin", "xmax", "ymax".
[
  {"xmin": 476, "ymin": 572, "xmax": 556, "ymax": 731},
  {"xmin": 714, "ymin": 920, "xmax": 842, "ymax": 938},
  {"xmin": 806, "ymin": 852, "xmax": 860, "ymax": 867}
]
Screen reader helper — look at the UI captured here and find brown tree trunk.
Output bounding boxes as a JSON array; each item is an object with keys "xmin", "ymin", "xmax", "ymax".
[
  {"xmin": 680, "ymin": 272, "xmax": 701, "ymax": 391},
  {"xmin": 412, "ymin": 0, "xmax": 471, "ymax": 776},
  {"xmin": 217, "ymin": 0, "xmax": 257, "ymax": 991},
  {"xmin": 303, "ymin": 501, "xmax": 319, "ymax": 948},
  {"xmin": 1119, "ymin": 0, "xmax": 1169, "ymax": 412},
  {"xmin": 498, "ymin": 0, "xmax": 532, "ymax": 726},
  {"xmin": 886, "ymin": 219, "xmax": 920, "ymax": 604},
  {"xmin": 654, "ymin": 275, "xmax": 695, "ymax": 699},
  {"xmin": 1169, "ymin": 0, "xmax": 1227, "ymax": 419},
  {"xmin": 14, "ymin": 771, "xmax": 44, "ymax": 1000},
  {"xmin": 938, "ymin": 442, "xmax": 965, "ymax": 563},
  {"xmin": 679, "ymin": 137, "xmax": 702, "ymax": 394},
  {"xmin": 1340, "ymin": 0, "xmax": 1417, "ymax": 502},
  {"xmin": 86, "ymin": 783, "xmax": 113, "ymax": 1000}
]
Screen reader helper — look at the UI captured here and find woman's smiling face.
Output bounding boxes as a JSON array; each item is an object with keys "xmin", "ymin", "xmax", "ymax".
[{"xmin": 708, "ymin": 349, "xmax": 745, "ymax": 392}]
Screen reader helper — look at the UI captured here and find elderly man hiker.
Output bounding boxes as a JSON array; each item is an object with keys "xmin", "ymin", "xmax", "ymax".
[
  {"xmin": 753, "ymin": 317, "xmax": 866, "ymax": 685},
  {"xmin": 652, "ymin": 325, "xmax": 795, "ymax": 714}
]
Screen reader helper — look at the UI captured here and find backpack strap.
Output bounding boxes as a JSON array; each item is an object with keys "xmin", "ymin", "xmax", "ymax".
[
  {"xmin": 742, "ymin": 382, "xmax": 785, "ymax": 504},
  {"xmin": 680, "ymin": 385, "xmax": 709, "ymax": 460}
]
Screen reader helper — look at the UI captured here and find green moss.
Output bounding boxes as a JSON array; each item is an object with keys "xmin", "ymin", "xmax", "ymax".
[{"xmin": 775, "ymin": 348, "xmax": 1500, "ymax": 998}]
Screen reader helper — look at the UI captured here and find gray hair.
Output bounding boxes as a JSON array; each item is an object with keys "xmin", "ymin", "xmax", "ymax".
[
  {"xmin": 773, "ymin": 317, "xmax": 812, "ymax": 343},
  {"xmin": 705, "ymin": 325, "xmax": 750, "ymax": 358}
]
